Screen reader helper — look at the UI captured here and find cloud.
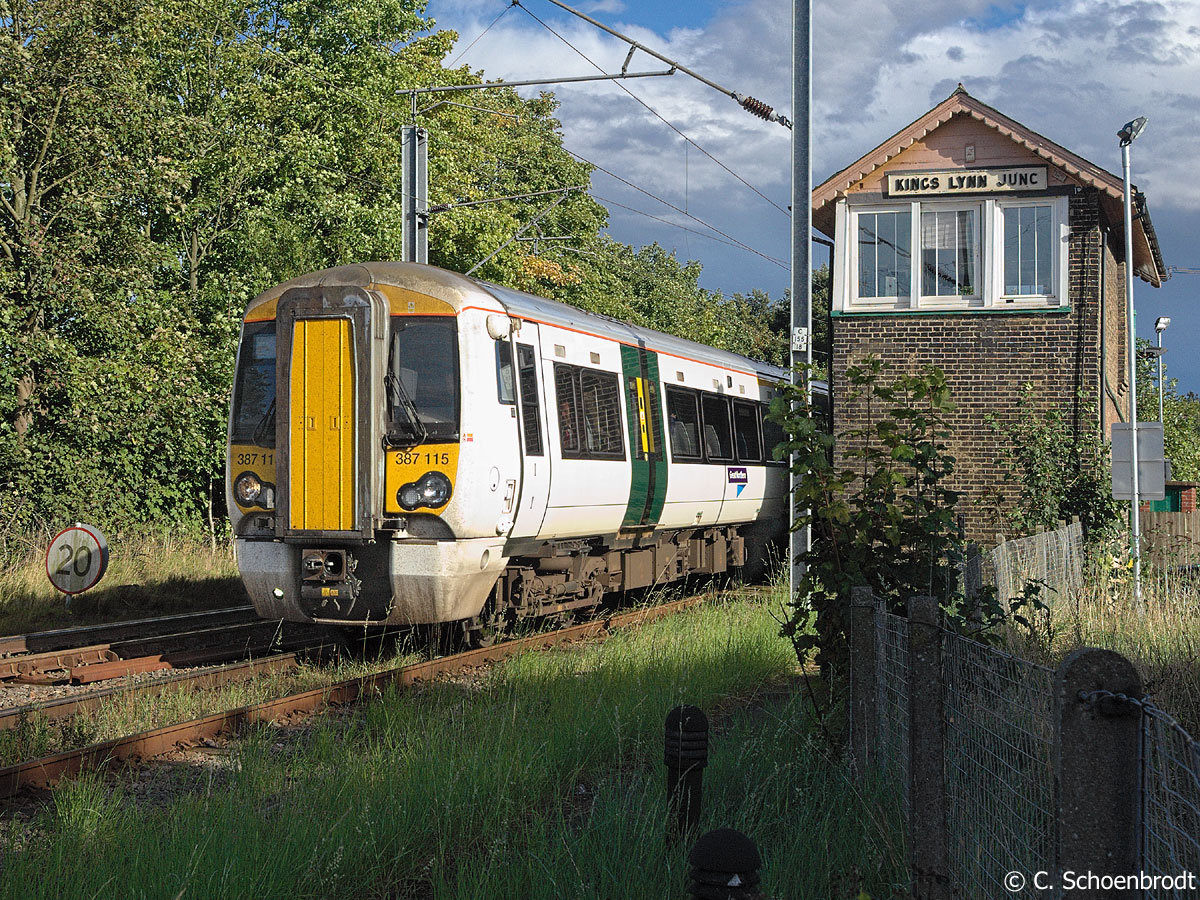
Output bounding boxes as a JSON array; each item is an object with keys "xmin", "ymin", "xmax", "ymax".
[{"xmin": 422, "ymin": 0, "xmax": 1200, "ymax": 285}]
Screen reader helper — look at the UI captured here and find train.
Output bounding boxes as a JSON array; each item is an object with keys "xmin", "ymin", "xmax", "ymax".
[{"xmin": 226, "ymin": 261, "xmax": 826, "ymax": 644}]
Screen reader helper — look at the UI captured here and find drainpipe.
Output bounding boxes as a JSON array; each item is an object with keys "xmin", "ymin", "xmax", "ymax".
[{"xmin": 1100, "ymin": 225, "xmax": 1125, "ymax": 428}]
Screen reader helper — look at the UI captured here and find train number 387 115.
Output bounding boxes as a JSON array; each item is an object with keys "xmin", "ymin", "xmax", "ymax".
[{"xmin": 395, "ymin": 451, "xmax": 451, "ymax": 466}]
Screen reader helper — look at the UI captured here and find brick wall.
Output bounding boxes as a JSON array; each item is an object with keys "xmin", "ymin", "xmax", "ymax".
[{"xmin": 831, "ymin": 190, "xmax": 1120, "ymax": 544}]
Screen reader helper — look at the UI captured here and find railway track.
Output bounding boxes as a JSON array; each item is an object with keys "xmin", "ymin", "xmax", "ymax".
[
  {"xmin": 0, "ymin": 607, "xmax": 331, "ymax": 685},
  {"xmin": 0, "ymin": 594, "xmax": 709, "ymax": 798}
]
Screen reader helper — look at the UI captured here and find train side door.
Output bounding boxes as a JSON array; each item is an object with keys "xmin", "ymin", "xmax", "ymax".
[{"xmin": 508, "ymin": 325, "xmax": 551, "ymax": 538}]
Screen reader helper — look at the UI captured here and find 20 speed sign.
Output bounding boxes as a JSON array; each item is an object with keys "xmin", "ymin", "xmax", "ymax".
[{"xmin": 46, "ymin": 524, "xmax": 110, "ymax": 595}]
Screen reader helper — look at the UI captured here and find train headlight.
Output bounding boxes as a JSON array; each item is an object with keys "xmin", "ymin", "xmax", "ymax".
[
  {"xmin": 234, "ymin": 471, "xmax": 264, "ymax": 506},
  {"xmin": 397, "ymin": 471, "xmax": 452, "ymax": 510}
]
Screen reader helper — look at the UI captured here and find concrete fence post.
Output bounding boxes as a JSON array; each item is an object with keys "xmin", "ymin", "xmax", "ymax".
[
  {"xmin": 1054, "ymin": 648, "xmax": 1143, "ymax": 898},
  {"xmin": 907, "ymin": 594, "xmax": 951, "ymax": 900},
  {"xmin": 849, "ymin": 586, "xmax": 877, "ymax": 774}
]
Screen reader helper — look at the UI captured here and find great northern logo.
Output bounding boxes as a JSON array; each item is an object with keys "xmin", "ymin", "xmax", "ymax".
[{"xmin": 727, "ymin": 467, "xmax": 748, "ymax": 496}]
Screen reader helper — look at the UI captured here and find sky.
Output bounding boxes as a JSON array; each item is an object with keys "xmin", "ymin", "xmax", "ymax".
[{"xmin": 420, "ymin": 0, "xmax": 1200, "ymax": 396}]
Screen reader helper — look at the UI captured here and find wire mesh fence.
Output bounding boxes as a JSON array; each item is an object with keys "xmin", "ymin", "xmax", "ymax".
[
  {"xmin": 942, "ymin": 632, "xmax": 1054, "ymax": 898},
  {"xmin": 962, "ymin": 520, "xmax": 1083, "ymax": 604},
  {"xmin": 857, "ymin": 592, "xmax": 1200, "ymax": 899},
  {"xmin": 874, "ymin": 606, "xmax": 909, "ymax": 816},
  {"xmin": 1142, "ymin": 703, "xmax": 1200, "ymax": 897}
]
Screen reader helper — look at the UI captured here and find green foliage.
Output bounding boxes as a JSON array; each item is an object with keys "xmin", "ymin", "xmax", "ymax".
[
  {"xmin": 1136, "ymin": 337, "xmax": 1200, "ymax": 482},
  {"xmin": 770, "ymin": 357, "xmax": 965, "ymax": 680},
  {"xmin": 983, "ymin": 384, "xmax": 1121, "ymax": 540},
  {"xmin": 0, "ymin": 0, "xmax": 792, "ymax": 539}
]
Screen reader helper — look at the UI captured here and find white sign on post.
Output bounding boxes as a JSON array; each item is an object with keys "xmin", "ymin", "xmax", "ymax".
[
  {"xmin": 1111, "ymin": 423, "xmax": 1166, "ymax": 501},
  {"xmin": 45, "ymin": 523, "xmax": 109, "ymax": 595}
]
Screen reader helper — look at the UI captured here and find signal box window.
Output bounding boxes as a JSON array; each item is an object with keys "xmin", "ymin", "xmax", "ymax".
[
  {"xmin": 666, "ymin": 388, "xmax": 701, "ymax": 460},
  {"xmin": 732, "ymin": 400, "xmax": 762, "ymax": 463},
  {"xmin": 554, "ymin": 363, "xmax": 625, "ymax": 460},
  {"xmin": 700, "ymin": 395, "xmax": 733, "ymax": 461}
]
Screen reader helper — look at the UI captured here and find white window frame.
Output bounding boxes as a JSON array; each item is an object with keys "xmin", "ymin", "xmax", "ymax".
[
  {"xmin": 917, "ymin": 200, "xmax": 985, "ymax": 309},
  {"xmin": 848, "ymin": 204, "xmax": 914, "ymax": 311},
  {"xmin": 991, "ymin": 197, "xmax": 1069, "ymax": 309},
  {"xmin": 835, "ymin": 195, "xmax": 1070, "ymax": 313}
]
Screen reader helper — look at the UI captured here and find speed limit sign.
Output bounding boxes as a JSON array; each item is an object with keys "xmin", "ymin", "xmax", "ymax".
[{"xmin": 46, "ymin": 523, "xmax": 110, "ymax": 595}]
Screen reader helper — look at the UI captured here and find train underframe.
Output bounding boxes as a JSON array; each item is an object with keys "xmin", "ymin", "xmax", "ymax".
[{"xmin": 238, "ymin": 521, "xmax": 775, "ymax": 644}]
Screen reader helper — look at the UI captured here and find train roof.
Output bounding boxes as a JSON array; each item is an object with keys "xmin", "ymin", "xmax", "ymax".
[{"xmin": 243, "ymin": 261, "xmax": 794, "ymax": 382}]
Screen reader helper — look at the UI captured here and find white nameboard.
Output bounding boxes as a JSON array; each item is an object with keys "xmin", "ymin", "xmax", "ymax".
[
  {"xmin": 887, "ymin": 166, "xmax": 1049, "ymax": 197},
  {"xmin": 46, "ymin": 523, "xmax": 110, "ymax": 595}
]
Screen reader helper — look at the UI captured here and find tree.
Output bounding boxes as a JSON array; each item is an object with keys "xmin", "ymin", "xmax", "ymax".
[
  {"xmin": 1136, "ymin": 337, "xmax": 1200, "ymax": 482},
  {"xmin": 770, "ymin": 357, "xmax": 964, "ymax": 679},
  {"xmin": 983, "ymin": 385, "xmax": 1120, "ymax": 540}
]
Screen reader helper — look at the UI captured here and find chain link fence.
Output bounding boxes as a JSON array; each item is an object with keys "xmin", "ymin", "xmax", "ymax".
[{"xmin": 854, "ymin": 592, "xmax": 1200, "ymax": 899}]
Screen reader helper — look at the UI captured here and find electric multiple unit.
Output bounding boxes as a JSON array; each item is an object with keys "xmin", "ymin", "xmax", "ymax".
[{"xmin": 227, "ymin": 262, "xmax": 825, "ymax": 641}]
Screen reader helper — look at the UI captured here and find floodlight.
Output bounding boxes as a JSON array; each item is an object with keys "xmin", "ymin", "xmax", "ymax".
[
  {"xmin": 1118, "ymin": 116, "xmax": 1148, "ymax": 146},
  {"xmin": 1155, "ymin": 316, "xmax": 1171, "ymax": 333}
]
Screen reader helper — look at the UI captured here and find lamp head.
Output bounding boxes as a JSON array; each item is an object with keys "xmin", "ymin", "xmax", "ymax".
[
  {"xmin": 1155, "ymin": 316, "xmax": 1171, "ymax": 333},
  {"xmin": 1118, "ymin": 116, "xmax": 1148, "ymax": 146}
]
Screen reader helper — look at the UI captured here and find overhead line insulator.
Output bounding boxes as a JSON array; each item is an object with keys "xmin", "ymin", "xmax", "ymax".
[{"xmin": 732, "ymin": 92, "xmax": 792, "ymax": 129}]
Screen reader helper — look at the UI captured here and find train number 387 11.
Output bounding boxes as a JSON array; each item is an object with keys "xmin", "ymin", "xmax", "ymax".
[{"xmin": 235, "ymin": 452, "xmax": 274, "ymax": 466}]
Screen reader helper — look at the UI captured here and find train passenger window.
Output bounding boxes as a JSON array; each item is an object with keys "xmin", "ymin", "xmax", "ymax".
[
  {"xmin": 761, "ymin": 402, "xmax": 785, "ymax": 463},
  {"xmin": 554, "ymin": 363, "xmax": 625, "ymax": 460},
  {"xmin": 496, "ymin": 341, "xmax": 515, "ymax": 404},
  {"xmin": 231, "ymin": 322, "xmax": 277, "ymax": 446},
  {"xmin": 700, "ymin": 395, "xmax": 733, "ymax": 461},
  {"xmin": 732, "ymin": 400, "xmax": 762, "ymax": 463},
  {"xmin": 580, "ymin": 369, "xmax": 624, "ymax": 457},
  {"xmin": 665, "ymin": 388, "xmax": 701, "ymax": 460},
  {"xmin": 554, "ymin": 364, "xmax": 580, "ymax": 453},
  {"xmin": 516, "ymin": 344, "xmax": 543, "ymax": 456}
]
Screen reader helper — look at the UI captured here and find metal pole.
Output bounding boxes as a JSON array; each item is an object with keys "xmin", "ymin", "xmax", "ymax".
[
  {"xmin": 401, "ymin": 126, "xmax": 428, "ymax": 264},
  {"xmin": 789, "ymin": 0, "xmax": 812, "ymax": 601},
  {"xmin": 1121, "ymin": 140, "xmax": 1142, "ymax": 607},
  {"xmin": 1157, "ymin": 329, "xmax": 1164, "ymax": 424}
]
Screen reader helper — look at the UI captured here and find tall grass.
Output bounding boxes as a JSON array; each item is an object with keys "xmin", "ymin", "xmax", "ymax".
[
  {"xmin": 0, "ymin": 532, "xmax": 243, "ymax": 634},
  {"xmin": 0, "ymin": 594, "xmax": 904, "ymax": 899},
  {"xmin": 1000, "ymin": 569, "xmax": 1200, "ymax": 734}
]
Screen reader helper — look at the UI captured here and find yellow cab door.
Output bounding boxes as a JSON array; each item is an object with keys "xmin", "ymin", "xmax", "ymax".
[{"xmin": 289, "ymin": 317, "xmax": 356, "ymax": 531}]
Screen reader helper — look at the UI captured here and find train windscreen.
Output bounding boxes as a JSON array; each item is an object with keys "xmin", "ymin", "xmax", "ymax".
[
  {"xmin": 230, "ymin": 322, "xmax": 277, "ymax": 446},
  {"xmin": 387, "ymin": 317, "xmax": 459, "ymax": 443}
]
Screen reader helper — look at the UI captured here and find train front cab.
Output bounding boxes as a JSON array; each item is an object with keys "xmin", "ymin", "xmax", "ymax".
[{"xmin": 228, "ymin": 277, "xmax": 511, "ymax": 626}]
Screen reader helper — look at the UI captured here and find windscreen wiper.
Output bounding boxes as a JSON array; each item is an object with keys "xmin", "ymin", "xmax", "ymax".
[
  {"xmin": 384, "ymin": 371, "xmax": 428, "ymax": 449},
  {"xmin": 252, "ymin": 397, "xmax": 276, "ymax": 447}
]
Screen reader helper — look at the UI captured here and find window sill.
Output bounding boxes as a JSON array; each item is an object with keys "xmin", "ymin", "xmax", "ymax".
[{"xmin": 833, "ymin": 305, "xmax": 1071, "ymax": 317}]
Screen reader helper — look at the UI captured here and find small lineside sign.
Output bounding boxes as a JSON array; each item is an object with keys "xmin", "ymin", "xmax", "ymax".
[{"xmin": 46, "ymin": 523, "xmax": 110, "ymax": 595}]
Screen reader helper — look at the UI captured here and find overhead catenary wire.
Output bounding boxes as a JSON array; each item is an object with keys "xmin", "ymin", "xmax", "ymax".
[
  {"xmin": 447, "ymin": 3, "xmax": 516, "ymax": 68},
  {"xmin": 568, "ymin": 147, "xmax": 789, "ymax": 269},
  {"xmin": 512, "ymin": 1, "xmax": 790, "ymax": 218},
  {"xmin": 172, "ymin": 0, "xmax": 790, "ymax": 274},
  {"xmin": 592, "ymin": 193, "xmax": 786, "ymax": 266},
  {"xmin": 533, "ymin": 0, "xmax": 791, "ymax": 128}
]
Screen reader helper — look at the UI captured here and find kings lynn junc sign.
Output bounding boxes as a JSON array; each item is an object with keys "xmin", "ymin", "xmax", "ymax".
[{"xmin": 887, "ymin": 166, "xmax": 1049, "ymax": 197}]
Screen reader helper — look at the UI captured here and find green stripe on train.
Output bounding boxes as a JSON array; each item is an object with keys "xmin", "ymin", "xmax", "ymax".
[{"xmin": 620, "ymin": 345, "xmax": 667, "ymax": 528}]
